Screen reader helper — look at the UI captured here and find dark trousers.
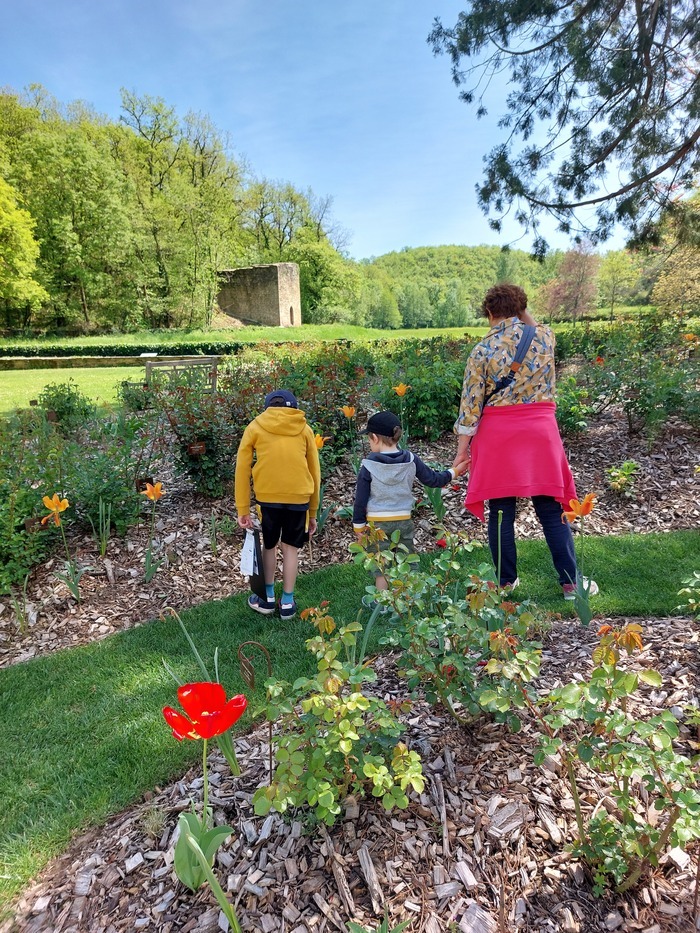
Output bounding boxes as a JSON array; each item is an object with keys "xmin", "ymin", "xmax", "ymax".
[{"xmin": 487, "ymin": 496, "xmax": 577, "ymax": 587}]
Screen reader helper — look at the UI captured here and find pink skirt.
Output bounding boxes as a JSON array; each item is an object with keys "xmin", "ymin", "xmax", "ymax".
[{"xmin": 464, "ymin": 402, "xmax": 577, "ymax": 521}]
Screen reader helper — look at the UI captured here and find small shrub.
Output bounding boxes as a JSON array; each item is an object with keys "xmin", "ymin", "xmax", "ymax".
[
  {"xmin": 37, "ymin": 380, "xmax": 95, "ymax": 434},
  {"xmin": 606, "ymin": 460, "xmax": 640, "ymax": 496},
  {"xmin": 252, "ymin": 603, "xmax": 424, "ymax": 825},
  {"xmin": 555, "ymin": 375, "xmax": 592, "ymax": 436},
  {"xmin": 534, "ymin": 624, "xmax": 700, "ymax": 894},
  {"xmin": 350, "ymin": 530, "xmax": 542, "ymax": 730}
]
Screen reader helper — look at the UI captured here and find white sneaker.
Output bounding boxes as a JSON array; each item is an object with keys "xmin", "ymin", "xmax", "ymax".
[{"xmin": 563, "ymin": 578, "xmax": 599, "ymax": 600}]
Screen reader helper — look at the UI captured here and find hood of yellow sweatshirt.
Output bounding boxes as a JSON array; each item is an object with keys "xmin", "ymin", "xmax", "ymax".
[{"xmin": 255, "ymin": 407, "xmax": 308, "ymax": 436}]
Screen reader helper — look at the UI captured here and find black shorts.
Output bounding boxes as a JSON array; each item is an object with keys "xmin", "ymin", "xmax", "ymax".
[{"xmin": 260, "ymin": 505, "xmax": 309, "ymax": 550}]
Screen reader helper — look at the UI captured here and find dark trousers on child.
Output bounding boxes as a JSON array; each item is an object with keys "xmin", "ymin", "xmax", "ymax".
[{"xmin": 487, "ymin": 495, "xmax": 577, "ymax": 587}]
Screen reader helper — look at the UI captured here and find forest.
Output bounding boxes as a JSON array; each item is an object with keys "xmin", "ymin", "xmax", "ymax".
[{"xmin": 1, "ymin": 86, "xmax": 697, "ymax": 335}]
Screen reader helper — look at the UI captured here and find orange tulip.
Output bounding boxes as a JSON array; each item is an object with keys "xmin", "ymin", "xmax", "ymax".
[
  {"xmin": 683, "ymin": 333, "xmax": 698, "ymax": 341},
  {"xmin": 563, "ymin": 492, "xmax": 597, "ymax": 523},
  {"xmin": 142, "ymin": 481, "xmax": 164, "ymax": 502},
  {"xmin": 392, "ymin": 383, "xmax": 410, "ymax": 397},
  {"xmin": 314, "ymin": 434, "xmax": 332, "ymax": 449},
  {"xmin": 41, "ymin": 493, "xmax": 69, "ymax": 526},
  {"xmin": 339, "ymin": 405, "xmax": 356, "ymax": 418}
]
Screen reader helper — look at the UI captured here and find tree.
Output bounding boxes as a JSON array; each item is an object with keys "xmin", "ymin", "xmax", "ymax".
[
  {"xmin": 651, "ymin": 246, "xmax": 700, "ymax": 314},
  {"xmin": 598, "ymin": 251, "xmax": 638, "ymax": 320},
  {"xmin": 430, "ymin": 2, "xmax": 700, "ymax": 255},
  {"xmin": 0, "ymin": 177, "xmax": 48, "ymax": 326},
  {"xmin": 540, "ymin": 244, "xmax": 600, "ymax": 322}
]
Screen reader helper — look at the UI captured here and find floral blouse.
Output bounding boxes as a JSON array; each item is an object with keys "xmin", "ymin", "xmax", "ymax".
[{"xmin": 455, "ymin": 317, "xmax": 556, "ymax": 436}]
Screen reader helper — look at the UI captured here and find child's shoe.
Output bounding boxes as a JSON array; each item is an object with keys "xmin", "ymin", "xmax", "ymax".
[
  {"xmin": 278, "ymin": 599, "xmax": 297, "ymax": 620},
  {"xmin": 248, "ymin": 593, "xmax": 276, "ymax": 615},
  {"xmin": 562, "ymin": 578, "xmax": 599, "ymax": 600}
]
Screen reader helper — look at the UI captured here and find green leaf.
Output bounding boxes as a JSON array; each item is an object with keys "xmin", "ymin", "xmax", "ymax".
[{"xmin": 638, "ymin": 669, "xmax": 663, "ymax": 687}]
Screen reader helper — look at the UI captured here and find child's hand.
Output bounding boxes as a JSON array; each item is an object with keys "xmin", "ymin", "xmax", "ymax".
[
  {"xmin": 453, "ymin": 458, "xmax": 471, "ymax": 477},
  {"xmin": 237, "ymin": 514, "xmax": 253, "ymax": 529},
  {"xmin": 308, "ymin": 518, "xmax": 318, "ymax": 536}
]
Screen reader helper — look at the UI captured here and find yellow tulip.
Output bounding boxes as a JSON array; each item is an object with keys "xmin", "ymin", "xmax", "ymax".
[
  {"xmin": 392, "ymin": 383, "xmax": 410, "ymax": 397},
  {"xmin": 142, "ymin": 481, "xmax": 165, "ymax": 502},
  {"xmin": 339, "ymin": 405, "xmax": 356, "ymax": 418},
  {"xmin": 41, "ymin": 493, "xmax": 70, "ymax": 526}
]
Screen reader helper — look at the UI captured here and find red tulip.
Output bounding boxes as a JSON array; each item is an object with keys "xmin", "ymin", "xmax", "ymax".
[
  {"xmin": 163, "ymin": 682, "xmax": 247, "ymax": 741},
  {"xmin": 436, "ymin": 538, "xmax": 447, "ymax": 548}
]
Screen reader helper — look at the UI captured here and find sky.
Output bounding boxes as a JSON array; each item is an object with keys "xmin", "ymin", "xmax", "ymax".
[{"xmin": 1, "ymin": 0, "xmax": 623, "ymax": 259}]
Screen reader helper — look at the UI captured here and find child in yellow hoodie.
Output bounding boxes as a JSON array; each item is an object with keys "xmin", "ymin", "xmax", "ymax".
[{"xmin": 235, "ymin": 389, "xmax": 321, "ymax": 619}]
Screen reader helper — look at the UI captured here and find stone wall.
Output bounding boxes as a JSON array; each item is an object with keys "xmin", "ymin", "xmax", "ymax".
[{"xmin": 216, "ymin": 263, "xmax": 302, "ymax": 327}]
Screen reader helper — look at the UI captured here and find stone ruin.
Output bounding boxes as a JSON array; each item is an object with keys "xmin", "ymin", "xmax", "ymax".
[{"xmin": 216, "ymin": 262, "xmax": 302, "ymax": 327}]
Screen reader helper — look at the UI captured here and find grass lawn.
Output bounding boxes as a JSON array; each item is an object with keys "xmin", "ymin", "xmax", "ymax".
[
  {"xmin": 0, "ymin": 529, "xmax": 697, "ymax": 911},
  {"xmin": 0, "ymin": 367, "xmax": 145, "ymax": 414},
  {"xmin": 0, "ymin": 323, "xmax": 488, "ymax": 353}
]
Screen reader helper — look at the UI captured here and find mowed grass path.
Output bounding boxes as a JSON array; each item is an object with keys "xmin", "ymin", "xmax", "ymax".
[{"xmin": 0, "ymin": 530, "xmax": 697, "ymax": 912}]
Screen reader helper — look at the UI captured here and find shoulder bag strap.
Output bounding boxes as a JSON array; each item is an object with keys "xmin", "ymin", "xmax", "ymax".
[{"xmin": 483, "ymin": 324, "xmax": 536, "ymax": 405}]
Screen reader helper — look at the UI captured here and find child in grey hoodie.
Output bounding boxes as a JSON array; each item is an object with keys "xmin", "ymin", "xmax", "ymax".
[{"xmin": 353, "ymin": 410, "xmax": 464, "ymax": 593}]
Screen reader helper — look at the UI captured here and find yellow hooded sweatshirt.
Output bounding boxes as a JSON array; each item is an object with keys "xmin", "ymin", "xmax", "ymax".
[{"xmin": 235, "ymin": 407, "xmax": 321, "ymax": 518}]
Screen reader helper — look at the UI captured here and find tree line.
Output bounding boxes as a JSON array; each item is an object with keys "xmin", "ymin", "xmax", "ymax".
[{"xmin": 1, "ymin": 86, "xmax": 697, "ymax": 335}]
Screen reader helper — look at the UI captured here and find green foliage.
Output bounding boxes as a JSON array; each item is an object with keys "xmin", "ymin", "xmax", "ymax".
[
  {"xmin": 554, "ymin": 375, "xmax": 592, "ymax": 436},
  {"xmin": 429, "ymin": 3, "xmax": 700, "ymax": 253},
  {"xmin": 0, "ymin": 176, "xmax": 48, "ymax": 323},
  {"xmin": 350, "ymin": 531, "xmax": 542, "ymax": 731},
  {"xmin": 676, "ymin": 571, "xmax": 700, "ymax": 619},
  {"xmin": 63, "ymin": 410, "xmax": 164, "ymax": 534},
  {"xmin": 155, "ymin": 384, "xmax": 240, "ymax": 497},
  {"xmin": 534, "ymin": 623, "xmax": 700, "ymax": 894},
  {"xmin": 0, "ymin": 410, "xmax": 65, "ymax": 593},
  {"xmin": 117, "ymin": 379, "xmax": 153, "ymax": 412},
  {"xmin": 0, "ymin": 87, "xmax": 352, "ymax": 331},
  {"xmin": 347, "ymin": 913, "xmax": 411, "ymax": 933},
  {"xmin": 37, "ymin": 380, "xmax": 95, "ymax": 433},
  {"xmin": 372, "ymin": 338, "xmax": 471, "ymax": 439},
  {"xmin": 562, "ymin": 316, "xmax": 700, "ymax": 437},
  {"xmin": 252, "ymin": 604, "xmax": 424, "ymax": 825},
  {"xmin": 606, "ymin": 460, "xmax": 640, "ymax": 497}
]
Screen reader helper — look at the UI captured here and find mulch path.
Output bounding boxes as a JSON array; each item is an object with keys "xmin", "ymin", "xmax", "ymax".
[{"xmin": 2, "ymin": 409, "xmax": 699, "ymax": 932}]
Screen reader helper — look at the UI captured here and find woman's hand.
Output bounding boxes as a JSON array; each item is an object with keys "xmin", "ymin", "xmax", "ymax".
[
  {"xmin": 237, "ymin": 514, "xmax": 253, "ymax": 530},
  {"xmin": 453, "ymin": 436, "xmax": 471, "ymax": 473}
]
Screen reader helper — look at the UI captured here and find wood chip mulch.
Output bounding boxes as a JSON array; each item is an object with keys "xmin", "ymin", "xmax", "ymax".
[{"xmin": 4, "ymin": 618, "xmax": 699, "ymax": 933}]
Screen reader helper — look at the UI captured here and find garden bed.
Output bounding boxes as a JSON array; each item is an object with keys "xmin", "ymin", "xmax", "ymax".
[
  {"xmin": 6, "ymin": 616, "xmax": 699, "ymax": 933},
  {"xmin": 1, "ymin": 408, "xmax": 698, "ymax": 670}
]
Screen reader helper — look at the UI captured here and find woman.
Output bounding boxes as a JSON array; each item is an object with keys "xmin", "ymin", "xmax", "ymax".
[{"xmin": 453, "ymin": 283, "xmax": 597, "ymax": 599}]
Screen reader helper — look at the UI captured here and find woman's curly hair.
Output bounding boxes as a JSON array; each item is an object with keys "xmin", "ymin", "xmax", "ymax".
[{"xmin": 481, "ymin": 284, "xmax": 528, "ymax": 320}]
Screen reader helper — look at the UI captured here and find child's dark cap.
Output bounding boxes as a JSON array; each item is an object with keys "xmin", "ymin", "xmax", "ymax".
[
  {"xmin": 359, "ymin": 411, "xmax": 401, "ymax": 435},
  {"xmin": 264, "ymin": 389, "xmax": 298, "ymax": 409}
]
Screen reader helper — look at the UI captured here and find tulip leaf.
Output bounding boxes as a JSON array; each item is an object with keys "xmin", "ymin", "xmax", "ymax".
[
  {"xmin": 184, "ymin": 833, "xmax": 242, "ymax": 933},
  {"xmin": 216, "ymin": 730, "xmax": 241, "ymax": 776},
  {"xmin": 174, "ymin": 812, "xmax": 206, "ymax": 891},
  {"xmin": 199, "ymin": 824, "xmax": 234, "ymax": 866}
]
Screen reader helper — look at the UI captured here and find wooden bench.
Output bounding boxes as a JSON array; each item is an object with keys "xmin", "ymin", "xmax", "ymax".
[{"xmin": 144, "ymin": 356, "xmax": 219, "ymax": 392}]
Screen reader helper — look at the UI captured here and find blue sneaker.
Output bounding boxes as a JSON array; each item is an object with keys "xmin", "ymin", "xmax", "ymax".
[
  {"xmin": 278, "ymin": 599, "xmax": 297, "ymax": 620},
  {"xmin": 248, "ymin": 593, "xmax": 276, "ymax": 616}
]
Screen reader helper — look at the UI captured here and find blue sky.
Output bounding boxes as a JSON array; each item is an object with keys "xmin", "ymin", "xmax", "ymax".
[{"xmin": 1, "ymin": 1, "xmax": 613, "ymax": 259}]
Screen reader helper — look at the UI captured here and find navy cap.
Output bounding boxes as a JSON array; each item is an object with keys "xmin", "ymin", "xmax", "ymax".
[
  {"xmin": 264, "ymin": 389, "xmax": 298, "ymax": 409},
  {"xmin": 359, "ymin": 411, "xmax": 401, "ymax": 436}
]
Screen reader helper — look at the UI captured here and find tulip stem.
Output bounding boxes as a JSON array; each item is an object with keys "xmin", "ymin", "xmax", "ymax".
[{"xmin": 202, "ymin": 738, "xmax": 209, "ymax": 828}]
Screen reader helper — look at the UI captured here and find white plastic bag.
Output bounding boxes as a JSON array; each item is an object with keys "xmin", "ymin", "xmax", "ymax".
[{"xmin": 240, "ymin": 529, "xmax": 256, "ymax": 576}]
